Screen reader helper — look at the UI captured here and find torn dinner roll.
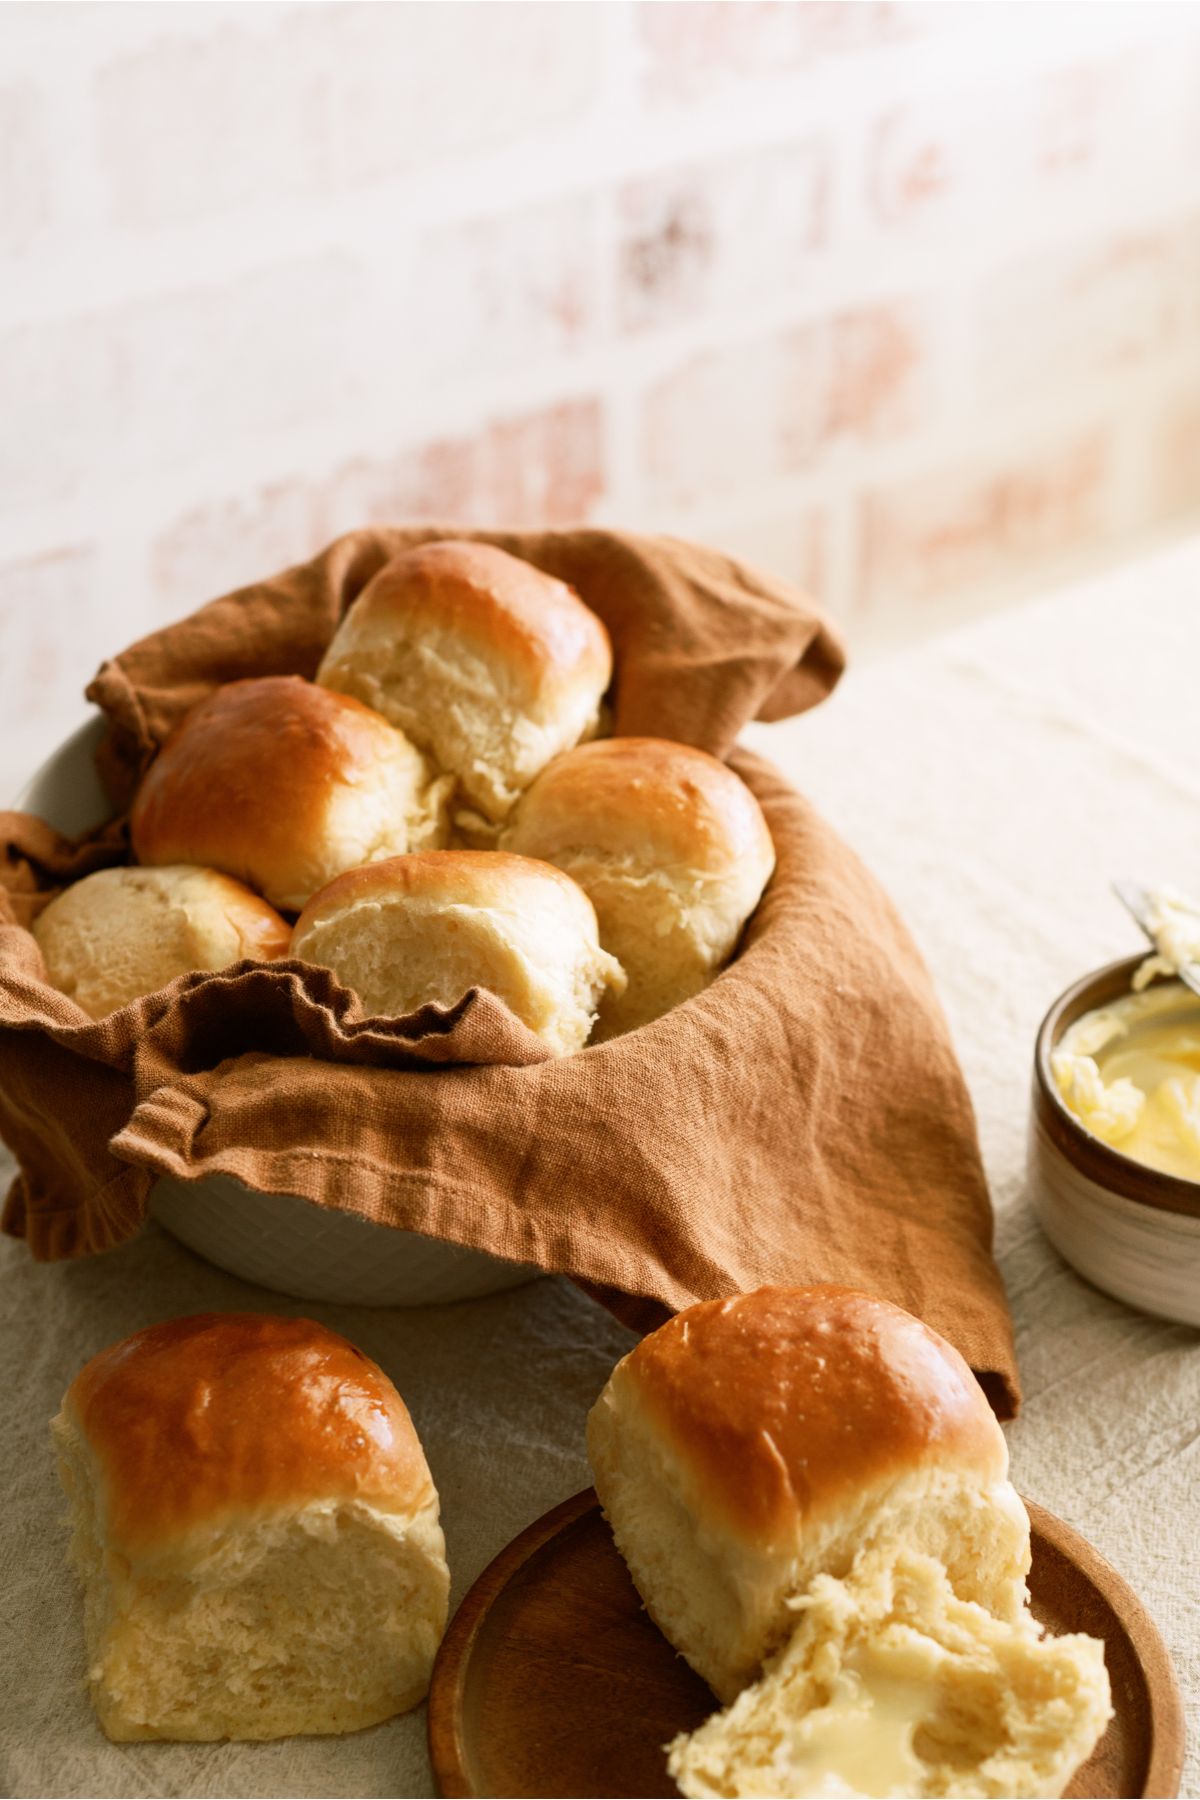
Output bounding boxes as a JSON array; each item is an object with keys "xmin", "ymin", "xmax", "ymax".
[
  {"xmin": 588, "ymin": 1286, "xmax": 1110, "ymax": 1799},
  {"xmin": 506, "ymin": 736, "xmax": 775, "ymax": 1037},
  {"xmin": 52, "ymin": 1312, "xmax": 450, "ymax": 1742},
  {"xmin": 130, "ymin": 675, "xmax": 450, "ymax": 912},
  {"xmin": 291, "ymin": 849, "xmax": 625, "ymax": 1057},
  {"xmin": 316, "ymin": 540, "xmax": 612, "ymax": 827},
  {"xmin": 32, "ymin": 864, "xmax": 291, "ymax": 1018}
]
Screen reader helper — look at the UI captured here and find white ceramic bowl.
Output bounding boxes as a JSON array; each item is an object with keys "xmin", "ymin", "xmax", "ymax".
[
  {"xmin": 1029, "ymin": 957, "xmax": 1200, "ymax": 1326},
  {"xmin": 14, "ymin": 717, "xmax": 535, "ymax": 1306}
]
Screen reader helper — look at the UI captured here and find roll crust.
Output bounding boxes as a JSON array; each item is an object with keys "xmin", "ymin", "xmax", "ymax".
[
  {"xmin": 294, "ymin": 846, "xmax": 600, "ymax": 937},
  {"xmin": 510, "ymin": 736, "xmax": 775, "ymax": 875},
  {"xmin": 624, "ymin": 1286, "xmax": 1007, "ymax": 1549},
  {"xmin": 316, "ymin": 541, "xmax": 613, "ymax": 824},
  {"xmin": 507, "ymin": 737, "xmax": 775, "ymax": 1036},
  {"xmin": 130, "ymin": 676, "xmax": 449, "ymax": 912},
  {"xmin": 62, "ymin": 1312, "xmax": 435, "ymax": 1560},
  {"xmin": 33, "ymin": 864, "xmax": 291, "ymax": 1018}
]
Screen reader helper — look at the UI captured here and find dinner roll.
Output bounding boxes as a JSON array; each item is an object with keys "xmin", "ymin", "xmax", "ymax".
[
  {"xmin": 291, "ymin": 850, "xmax": 625, "ymax": 1057},
  {"xmin": 591, "ymin": 1287, "xmax": 1110, "ymax": 1799},
  {"xmin": 587, "ymin": 1286, "xmax": 1032, "ymax": 1705},
  {"xmin": 316, "ymin": 541, "xmax": 612, "ymax": 827},
  {"xmin": 131, "ymin": 676, "xmax": 450, "ymax": 912},
  {"xmin": 33, "ymin": 864, "xmax": 291, "ymax": 1018},
  {"xmin": 52, "ymin": 1313, "xmax": 450, "ymax": 1742},
  {"xmin": 668, "ymin": 1550, "xmax": 1111, "ymax": 1799},
  {"xmin": 505, "ymin": 737, "xmax": 775, "ymax": 1037}
]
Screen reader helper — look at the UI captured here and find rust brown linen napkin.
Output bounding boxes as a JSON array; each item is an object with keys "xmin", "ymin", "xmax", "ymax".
[{"xmin": 0, "ymin": 527, "xmax": 1019, "ymax": 1417}]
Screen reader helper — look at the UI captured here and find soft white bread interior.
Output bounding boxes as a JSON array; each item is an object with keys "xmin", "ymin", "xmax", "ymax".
[
  {"xmin": 588, "ymin": 1286, "xmax": 1033, "ymax": 1704},
  {"xmin": 316, "ymin": 541, "xmax": 613, "ymax": 828},
  {"xmin": 668, "ymin": 1550, "xmax": 1112, "ymax": 1799},
  {"xmin": 589, "ymin": 1286, "xmax": 1110, "ymax": 1800},
  {"xmin": 130, "ymin": 675, "xmax": 450, "ymax": 912},
  {"xmin": 32, "ymin": 864, "xmax": 292, "ymax": 1018},
  {"xmin": 505, "ymin": 737, "xmax": 775, "ymax": 1038},
  {"xmin": 291, "ymin": 850, "xmax": 625, "ymax": 1056},
  {"xmin": 52, "ymin": 1312, "xmax": 450, "ymax": 1742}
]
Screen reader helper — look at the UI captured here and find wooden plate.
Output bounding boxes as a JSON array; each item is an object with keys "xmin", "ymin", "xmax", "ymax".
[{"xmin": 429, "ymin": 1489, "xmax": 1183, "ymax": 1800}]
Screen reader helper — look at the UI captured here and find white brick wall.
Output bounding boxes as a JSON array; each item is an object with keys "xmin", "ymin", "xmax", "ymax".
[{"xmin": 3, "ymin": 1, "xmax": 1200, "ymax": 800}]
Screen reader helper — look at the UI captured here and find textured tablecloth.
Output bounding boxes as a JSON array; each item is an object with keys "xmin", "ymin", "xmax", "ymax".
[{"xmin": 3, "ymin": 537, "xmax": 1198, "ymax": 1799}]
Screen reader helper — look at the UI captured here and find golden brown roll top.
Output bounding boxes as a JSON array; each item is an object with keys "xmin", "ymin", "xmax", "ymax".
[
  {"xmin": 61, "ymin": 1312, "xmax": 435, "ymax": 1562},
  {"xmin": 588, "ymin": 1286, "xmax": 1030, "ymax": 1703},
  {"xmin": 32, "ymin": 865, "xmax": 291, "ymax": 1018},
  {"xmin": 292, "ymin": 850, "xmax": 625, "ymax": 1056},
  {"xmin": 316, "ymin": 541, "xmax": 613, "ymax": 825},
  {"xmin": 130, "ymin": 676, "xmax": 450, "ymax": 912},
  {"xmin": 625, "ymin": 1286, "xmax": 1008, "ymax": 1548},
  {"xmin": 294, "ymin": 843, "xmax": 603, "ymax": 930},
  {"xmin": 506, "ymin": 737, "xmax": 775, "ymax": 1036},
  {"xmin": 510, "ymin": 736, "xmax": 775, "ymax": 876}
]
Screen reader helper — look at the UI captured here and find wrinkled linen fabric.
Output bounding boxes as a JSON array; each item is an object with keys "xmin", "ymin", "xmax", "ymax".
[{"xmin": 0, "ymin": 526, "xmax": 1017, "ymax": 1414}]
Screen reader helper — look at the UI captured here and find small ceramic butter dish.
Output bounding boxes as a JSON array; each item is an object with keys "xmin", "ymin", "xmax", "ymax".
[{"xmin": 1030, "ymin": 956, "xmax": 1200, "ymax": 1326}]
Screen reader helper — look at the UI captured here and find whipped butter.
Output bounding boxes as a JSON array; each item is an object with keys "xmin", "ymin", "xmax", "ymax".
[{"xmin": 1052, "ymin": 981, "xmax": 1200, "ymax": 1182}]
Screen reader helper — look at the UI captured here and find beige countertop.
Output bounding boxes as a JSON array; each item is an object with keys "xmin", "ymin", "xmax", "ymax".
[{"xmin": 3, "ymin": 537, "xmax": 1198, "ymax": 1797}]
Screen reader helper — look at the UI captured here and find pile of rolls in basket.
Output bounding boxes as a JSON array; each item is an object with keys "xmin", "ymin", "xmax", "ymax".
[{"xmin": 33, "ymin": 541, "xmax": 777, "ymax": 1046}]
